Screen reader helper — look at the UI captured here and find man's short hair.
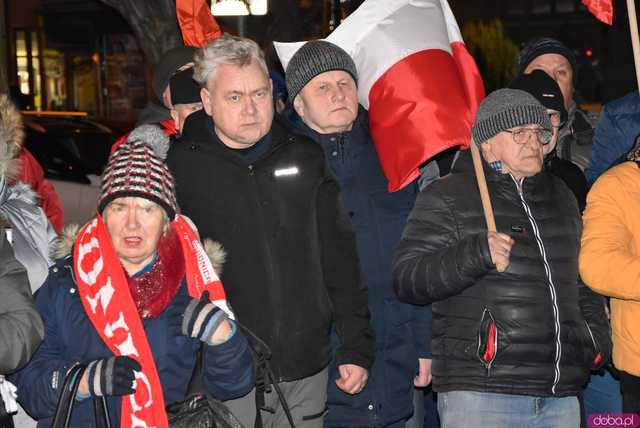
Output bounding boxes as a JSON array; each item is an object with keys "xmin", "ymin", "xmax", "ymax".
[{"xmin": 193, "ymin": 35, "xmax": 268, "ymax": 87}]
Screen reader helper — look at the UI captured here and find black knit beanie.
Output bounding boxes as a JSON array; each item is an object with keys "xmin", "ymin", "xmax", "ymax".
[
  {"xmin": 285, "ymin": 40, "xmax": 357, "ymax": 102},
  {"xmin": 517, "ymin": 37, "xmax": 576, "ymax": 75},
  {"xmin": 472, "ymin": 89, "xmax": 552, "ymax": 145},
  {"xmin": 509, "ymin": 70, "xmax": 567, "ymax": 123},
  {"xmin": 170, "ymin": 67, "xmax": 201, "ymax": 105}
]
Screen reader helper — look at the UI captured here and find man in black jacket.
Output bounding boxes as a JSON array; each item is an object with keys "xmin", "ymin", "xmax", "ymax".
[
  {"xmin": 393, "ymin": 89, "xmax": 611, "ymax": 428},
  {"xmin": 166, "ymin": 35, "xmax": 374, "ymax": 428}
]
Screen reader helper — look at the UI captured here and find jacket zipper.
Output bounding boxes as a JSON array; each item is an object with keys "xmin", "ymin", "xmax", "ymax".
[
  {"xmin": 247, "ymin": 163, "xmax": 281, "ymax": 379},
  {"xmin": 511, "ymin": 176, "xmax": 562, "ymax": 394},
  {"xmin": 584, "ymin": 320, "xmax": 602, "ymax": 366}
]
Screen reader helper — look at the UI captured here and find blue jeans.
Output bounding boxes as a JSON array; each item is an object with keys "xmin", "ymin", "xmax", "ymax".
[
  {"xmin": 438, "ymin": 391, "xmax": 580, "ymax": 428},
  {"xmin": 583, "ymin": 370, "xmax": 622, "ymax": 417}
]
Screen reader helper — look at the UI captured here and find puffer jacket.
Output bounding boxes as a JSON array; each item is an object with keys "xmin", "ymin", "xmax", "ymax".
[
  {"xmin": 393, "ymin": 150, "xmax": 611, "ymax": 397},
  {"xmin": 580, "ymin": 161, "xmax": 640, "ymax": 377},
  {"xmin": 10, "ymin": 255, "xmax": 254, "ymax": 428},
  {"xmin": 586, "ymin": 91, "xmax": 640, "ymax": 185},
  {"xmin": 0, "ymin": 228, "xmax": 43, "ymax": 374}
]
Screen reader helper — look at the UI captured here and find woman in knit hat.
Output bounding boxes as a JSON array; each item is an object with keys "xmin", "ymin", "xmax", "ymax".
[
  {"xmin": 11, "ymin": 125, "xmax": 254, "ymax": 428},
  {"xmin": 393, "ymin": 88, "xmax": 611, "ymax": 427}
]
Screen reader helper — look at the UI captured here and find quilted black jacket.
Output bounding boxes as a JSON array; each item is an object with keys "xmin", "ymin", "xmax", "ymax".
[{"xmin": 392, "ymin": 150, "xmax": 611, "ymax": 397}]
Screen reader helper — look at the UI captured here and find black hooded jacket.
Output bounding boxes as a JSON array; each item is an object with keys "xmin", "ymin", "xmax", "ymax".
[
  {"xmin": 167, "ymin": 110, "xmax": 374, "ymax": 382},
  {"xmin": 392, "ymin": 150, "xmax": 611, "ymax": 397}
]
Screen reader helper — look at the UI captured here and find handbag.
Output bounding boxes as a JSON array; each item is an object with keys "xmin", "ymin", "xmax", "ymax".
[
  {"xmin": 51, "ymin": 363, "xmax": 112, "ymax": 428},
  {"xmin": 168, "ymin": 322, "xmax": 295, "ymax": 428},
  {"xmin": 167, "ymin": 393, "xmax": 244, "ymax": 428}
]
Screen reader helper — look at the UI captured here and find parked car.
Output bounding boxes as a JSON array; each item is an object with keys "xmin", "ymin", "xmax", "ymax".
[{"xmin": 22, "ymin": 111, "xmax": 116, "ymax": 226}]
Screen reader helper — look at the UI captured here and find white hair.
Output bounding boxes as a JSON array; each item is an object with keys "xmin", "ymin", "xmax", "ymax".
[{"xmin": 193, "ymin": 35, "xmax": 268, "ymax": 87}]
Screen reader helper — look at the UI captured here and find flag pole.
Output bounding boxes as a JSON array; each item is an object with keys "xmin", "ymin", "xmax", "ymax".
[
  {"xmin": 627, "ymin": 0, "xmax": 640, "ymax": 91},
  {"xmin": 469, "ymin": 139, "xmax": 508, "ymax": 272}
]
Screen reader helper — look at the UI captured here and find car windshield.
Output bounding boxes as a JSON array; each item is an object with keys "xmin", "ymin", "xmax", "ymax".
[{"xmin": 24, "ymin": 116, "xmax": 115, "ymax": 183}]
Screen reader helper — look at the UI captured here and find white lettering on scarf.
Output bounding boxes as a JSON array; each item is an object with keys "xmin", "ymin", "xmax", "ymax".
[
  {"xmin": 130, "ymin": 371, "xmax": 153, "ymax": 412},
  {"xmin": 85, "ymin": 277, "xmax": 115, "ymax": 314},
  {"xmin": 129, "ymin": 413, "xmax": 153, "ymax": 428},
  {"xmin": 194, "ymin": 239, "xmax": 219, "ymax": 283},
  {"xmin": 77, "ymin": 237, "xmax": 104, "ymax": 286},
  {"xmin": 104, "ymin": 312, "xmax": 139, "ymax": 357}
]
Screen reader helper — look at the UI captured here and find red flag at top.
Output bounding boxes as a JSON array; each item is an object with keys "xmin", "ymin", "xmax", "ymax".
[
  {"xmin": 582, "ymin": 0, "xmax": 614, "ymax": 25},
  {"xmin": 276, "ymin": 0, "xmax": 485, "ymax": 192},
  {"xmin": 176, "ymin": 0, "xmax": 223, "ymax": 47}
]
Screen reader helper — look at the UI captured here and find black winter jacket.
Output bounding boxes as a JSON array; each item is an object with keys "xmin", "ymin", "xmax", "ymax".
[
  {"xmin": 167, "ymin": 111, "xmax": 374, "ymax": 382},
  {"xmin": 392, "ymin": 150, "xmax": 611, "ymax": 397}
]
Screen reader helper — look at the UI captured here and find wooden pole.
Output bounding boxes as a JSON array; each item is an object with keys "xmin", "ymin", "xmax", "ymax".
[
  {"xmin": 628, "ymin": 0, "xmax": 640, "ymax": 91},
  {"xmin": 469, "ymin": 139, "xmax": 508, "ymax": 272}
]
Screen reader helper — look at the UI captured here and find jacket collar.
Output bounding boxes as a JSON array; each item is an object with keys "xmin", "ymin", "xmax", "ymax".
[
  {"xmin": 180, "ymin": 109, "xmax": 292, "ymax": 164},
  {"xmin": 452, "ymin": 149, "xmax": 544, "ymax": 192},
  {"xmin": 282, "ymin": 105, "xmax": 370, "ymax": 148}
]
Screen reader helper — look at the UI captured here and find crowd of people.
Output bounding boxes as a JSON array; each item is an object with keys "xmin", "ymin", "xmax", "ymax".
[{"xmin": 0, "ymin": 30, "xmax": 639, "ymax": 428}]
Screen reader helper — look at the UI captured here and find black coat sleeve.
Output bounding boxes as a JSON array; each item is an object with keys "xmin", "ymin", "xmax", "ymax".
[
  {"xmin": 578, "ymin": 280, "xmax": 612, "ymax": 370},
  {"xmin": 392, "ymin": 186, "xmax": 494, "ymax": 305},
  {"xmin": 316, "ymin": 172, "xmax": 375, "ymax": 371}
]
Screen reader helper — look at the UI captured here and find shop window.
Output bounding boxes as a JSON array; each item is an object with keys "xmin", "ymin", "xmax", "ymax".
[{"xmin": 15, "ymin": 30, "xmax": 44, "ymax": 110}]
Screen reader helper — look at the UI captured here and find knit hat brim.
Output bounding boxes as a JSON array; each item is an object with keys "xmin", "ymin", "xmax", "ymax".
[
  {"xmin": 285, "ymin": 40, "xmax": 358, "ymax": 102},
  {"xmin": 472, "ymin": 88, "xmax": 552, "ymax": 145}
]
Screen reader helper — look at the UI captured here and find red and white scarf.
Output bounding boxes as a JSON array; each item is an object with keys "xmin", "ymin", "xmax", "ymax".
[{"xmin": 73, "ymin": 214, "xmax": 232, "ymax": 428}]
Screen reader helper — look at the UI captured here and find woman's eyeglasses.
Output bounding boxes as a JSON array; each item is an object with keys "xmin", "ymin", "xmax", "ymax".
[{"xmin": 503, "ymin": 127, "xmax": 553, "ymax": 145}]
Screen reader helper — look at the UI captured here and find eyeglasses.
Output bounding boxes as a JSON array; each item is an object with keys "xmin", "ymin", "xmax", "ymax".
[{"xmin": 503, "ymin": 127, "xmax": 552, "ymax": 145}]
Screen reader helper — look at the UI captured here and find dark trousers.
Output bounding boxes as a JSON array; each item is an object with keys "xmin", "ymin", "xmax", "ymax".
[{"xmin": 619, "ymin": 371, "xmax": 640, "ymax": 413}]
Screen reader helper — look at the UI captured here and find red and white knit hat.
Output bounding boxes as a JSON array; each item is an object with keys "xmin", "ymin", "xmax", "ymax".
[{"xmin": 98, "ymin": 125, "xmax": 177, "ymax": 218}]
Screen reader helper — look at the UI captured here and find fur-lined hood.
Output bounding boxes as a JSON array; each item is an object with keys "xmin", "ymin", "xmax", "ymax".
[
  {"xmin": 0, "ymin": 94, "xmax": 23, "ymax": 180},
  {"xmin": 54, "ymin": 224, "xmax": 227, "ymax": 274}
]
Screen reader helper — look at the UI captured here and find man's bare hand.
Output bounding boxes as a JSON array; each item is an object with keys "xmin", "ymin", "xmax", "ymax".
[{"xmin": 336, "ymin": 364, "xmax": 368, "ymax": 395}]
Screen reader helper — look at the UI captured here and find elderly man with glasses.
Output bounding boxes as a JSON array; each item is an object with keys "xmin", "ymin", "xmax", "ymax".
[{"xmin": 392, "ymin": 88, "xmax": 611, "ymax": 428}]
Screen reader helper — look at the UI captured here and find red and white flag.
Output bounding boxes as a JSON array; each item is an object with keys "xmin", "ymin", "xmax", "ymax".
[
  {"xmin": 275, "ymin": 0, "xmax": 485, "ymax": 192},
  {"xmin": 582, "ymin": 0, "xmax": 614, "ymax": 25}
]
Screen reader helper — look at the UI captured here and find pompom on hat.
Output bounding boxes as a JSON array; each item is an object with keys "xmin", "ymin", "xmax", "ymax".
[{"xmin": 98, "ymin": 125, "xmax": 177, "ymax": 219}]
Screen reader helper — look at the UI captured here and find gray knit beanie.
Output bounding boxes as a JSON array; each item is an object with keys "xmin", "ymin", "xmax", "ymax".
[
  {"xmin": 472, "ymin": 89, "xmax": 552, "ymax": 145},
  {"xmin": 285, "ymin": 40, "xmax": 358, "ymax": 102}
]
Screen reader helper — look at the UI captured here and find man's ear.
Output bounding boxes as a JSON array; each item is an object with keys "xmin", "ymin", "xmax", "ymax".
[
  {"xmin": 201, "ymin": 87, "xmax": 213, "ymax": 116},
  {"xmin": 292, "ymin": 94, "xmax": 305, "ymax": 118}
]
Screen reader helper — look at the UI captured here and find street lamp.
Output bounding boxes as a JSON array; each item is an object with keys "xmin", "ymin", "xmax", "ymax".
[{"xmin": 211, "ymin": 0, "xmax": 268, "ymax": 16}]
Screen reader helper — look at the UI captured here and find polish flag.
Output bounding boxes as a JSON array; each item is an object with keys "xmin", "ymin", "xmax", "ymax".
[
  {"xmin": 581, "ymin": 0, "xmax": 614, "ymax": 25},
  {"xmin": 275, "ymin": 0, "xmax": 485, "ymax": 192}
]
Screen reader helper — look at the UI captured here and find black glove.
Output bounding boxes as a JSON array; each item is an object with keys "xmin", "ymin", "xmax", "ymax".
[
  {"xmin": 169, "ymin": 291, "xmax": 228, "ymax": 343},
  {"xmin": 85, "ymin": 356, "xmax": 141, "ymax": 397}
]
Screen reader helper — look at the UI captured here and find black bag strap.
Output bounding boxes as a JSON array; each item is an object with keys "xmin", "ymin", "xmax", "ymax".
[
  {"xmin": 235, "ymin": 322, "xmax": 295, "ymax": 428},
  {"xmin": 52, "ymin": 363, "xmax": 112, "ymax": 428}
]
